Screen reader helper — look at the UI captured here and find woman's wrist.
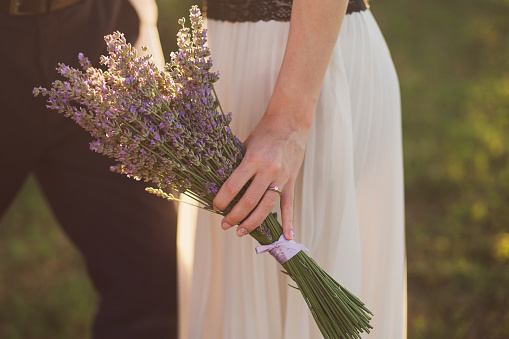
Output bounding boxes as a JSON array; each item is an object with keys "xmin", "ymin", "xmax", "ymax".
[{"xmin": 264, "ymin": 88, "xmax": 317, "ymax": 133}]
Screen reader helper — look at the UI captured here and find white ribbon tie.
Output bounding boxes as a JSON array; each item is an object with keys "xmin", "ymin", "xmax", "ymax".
[{"xmin": 255, "ymin": 235, "xmax": 310, "ymax": 264}]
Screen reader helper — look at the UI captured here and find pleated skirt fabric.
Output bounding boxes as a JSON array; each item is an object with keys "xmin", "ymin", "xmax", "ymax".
[
  {"xmin": 128, "ymin": 0, "xmax": 165, "ymax": 67},
  {"xmin": 178, "ymin": 9, "xmax": 407, "ymax": 339}
]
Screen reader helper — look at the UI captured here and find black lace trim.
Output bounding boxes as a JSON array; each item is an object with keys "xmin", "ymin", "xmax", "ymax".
[{"xmin": 206, "ymin": 0, "xmax": 368, "ymax": 23}]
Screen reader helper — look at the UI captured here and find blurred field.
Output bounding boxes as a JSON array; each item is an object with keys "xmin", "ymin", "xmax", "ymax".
[{"xmin": 1, "ymin": 0, "xmax": 508, "ymax": 338}]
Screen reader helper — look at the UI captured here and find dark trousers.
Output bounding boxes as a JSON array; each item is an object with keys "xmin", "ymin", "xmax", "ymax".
[{"xmin": 0, "ymin": 1, "xmax": 178, "ymax": 337}]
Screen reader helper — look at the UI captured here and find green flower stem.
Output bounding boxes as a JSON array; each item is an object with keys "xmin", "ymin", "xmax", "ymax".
[{"xmin": 282, "ymin": 252, "xmax": 372, "ymax": 338}]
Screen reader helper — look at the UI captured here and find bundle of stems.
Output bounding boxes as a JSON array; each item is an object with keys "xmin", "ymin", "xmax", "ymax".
[{"xmin": 34, "ymin": 6, "xmax": 372, "ymax": 338}]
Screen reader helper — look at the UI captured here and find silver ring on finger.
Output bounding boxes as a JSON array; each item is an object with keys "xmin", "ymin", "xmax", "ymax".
[{"xmin": 266, "ymin": 185, "xmax": 282, "ymax": 196}]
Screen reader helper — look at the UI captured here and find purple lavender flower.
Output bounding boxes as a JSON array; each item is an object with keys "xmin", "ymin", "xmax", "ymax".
[
  {"xmin": 205, "ymin": 182, "xmax": 219, "ymax": 195},
  {"xmin": 34, "ymin": 7, "xmax": 244, "ymax": 205},
  {"xmin": 33, "ymin": 7, "xmax": 374, "ymax": 339}
]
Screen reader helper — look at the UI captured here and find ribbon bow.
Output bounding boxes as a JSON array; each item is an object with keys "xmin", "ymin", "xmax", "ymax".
[{"xmin": 255, "ymin": 235, "xmax": 310, "ymax": 264}]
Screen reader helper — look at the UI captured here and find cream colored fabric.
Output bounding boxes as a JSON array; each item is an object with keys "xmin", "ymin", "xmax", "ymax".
[
  {"xmin": 128, "ymin": 0, "xmax": 165, "ymax": 67},
  {"xmin": 178, "ymin": 10, "xmax": 406, "ymax": 339}
]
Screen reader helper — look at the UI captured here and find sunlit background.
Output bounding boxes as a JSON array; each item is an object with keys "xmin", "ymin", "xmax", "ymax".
[{"xmin": 1, "ymin": 0, "xmax": 508, "ymax": 338}]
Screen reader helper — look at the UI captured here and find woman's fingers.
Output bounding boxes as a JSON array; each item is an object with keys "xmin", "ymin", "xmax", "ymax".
[
  {"xmin": 215, "ymin": 112, "xmax": 308, "ymax": 239},
  {"xmin": 219, "ymin": 174, "xmax": 274, "ymax": 231},
  {"xmin": 230, "ymin": 181, "xmax": 295, "ymax": 239},
  {"xmin": 233, "ymin": 187, "xmax": 283, "ymax": 237},
  {"xmin": 212, "ymin": 160, "xmax": 254, "ymax": 212},
  {"xmin": 280, "ymin": 184, "xmax": 295, "ymax": 240}
]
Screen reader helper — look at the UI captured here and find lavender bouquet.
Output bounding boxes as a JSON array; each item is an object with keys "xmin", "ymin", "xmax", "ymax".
[{"xmin": 34, "ymin": 6, "xmax": 372, "ymax": 338}]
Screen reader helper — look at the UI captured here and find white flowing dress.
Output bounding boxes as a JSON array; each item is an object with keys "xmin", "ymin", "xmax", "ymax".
[
  {"xmin": 178, "ymin": 8, "xmax": 407, "ymax": 339},
  {"xmin": 128, "ymin": 0, "xmax": 165, "ymax": 68}
]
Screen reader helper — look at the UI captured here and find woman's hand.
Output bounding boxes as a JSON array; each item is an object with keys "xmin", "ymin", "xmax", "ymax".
[
  {"xmin": 213, "ymin": 100, "xmax": 311, "ymax": 240},
  {"xmin": 213, "ymin": 0, "xmax": 348, "ymax": 240}
]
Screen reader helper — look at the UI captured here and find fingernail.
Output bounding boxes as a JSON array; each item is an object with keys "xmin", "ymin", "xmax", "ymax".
[
  {"xmin": 285, "ymin": 229, "xmax": 294, "ymax": 240},
  {"xmin": 237, "ymin": 228, "xmax": 249, "ymax": 237},
  {"xmin": 221, "ymin": 221, "xmax": 232, "ymax": 230}
]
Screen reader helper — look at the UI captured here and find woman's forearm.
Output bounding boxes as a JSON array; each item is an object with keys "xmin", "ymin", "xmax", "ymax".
[
  {"xmin": 214, "ymin": 0, "xmax": 349, "ymax": 239},
  {"xmin": 266, "ymin": 0, "xmax": 348, "ymax": 130}
]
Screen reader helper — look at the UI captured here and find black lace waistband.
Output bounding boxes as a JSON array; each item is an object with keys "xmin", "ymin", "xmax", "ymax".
[{"xmin": 206, "ymin": 0, "xmax": 368, "ymax": 23}]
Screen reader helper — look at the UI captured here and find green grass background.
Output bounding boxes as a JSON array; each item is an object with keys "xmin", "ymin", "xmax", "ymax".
[{"xmin": 1, "ymin": 0, "xmax": 508, "ymax": 338}]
